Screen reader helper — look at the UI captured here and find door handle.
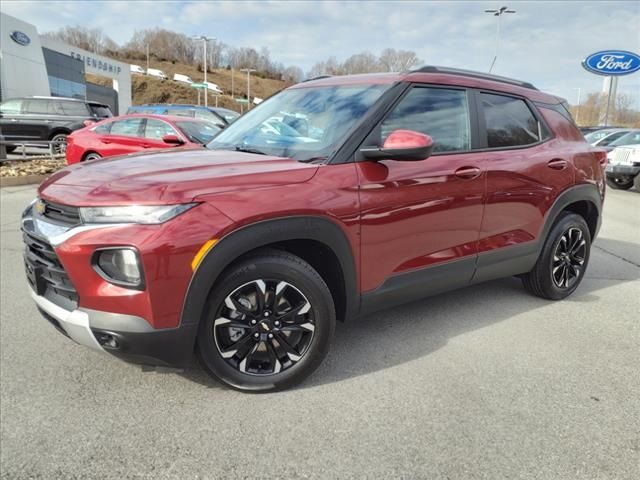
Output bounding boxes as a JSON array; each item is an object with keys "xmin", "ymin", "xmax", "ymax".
[
  {"xmin": 102, "ymin": 139, "xmax": 111, "ymax": 144},
  {"xmin": 10, "ymin": 118, "xmax": 18, "ymax": 122},
  {"xmin": 454, "ymin": 166, "xmax": 481, "ymax": 180},
  {"xmin": 141, "ymin": 144, "xmax": 150, "ymax": 148},
  {"xmin": 547, "ymin": 158, "xmax": 568, "ymax": 170}
]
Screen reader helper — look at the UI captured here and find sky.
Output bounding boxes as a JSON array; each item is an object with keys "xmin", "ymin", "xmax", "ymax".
[{"xmin": 2, "ymin": 0, "xmax": 640, "ymax": 106}]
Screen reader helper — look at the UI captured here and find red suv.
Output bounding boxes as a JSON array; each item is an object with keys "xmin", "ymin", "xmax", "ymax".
[{"xmin": 23, "ymin": 67, "xmax": 606, "ymax": 392}]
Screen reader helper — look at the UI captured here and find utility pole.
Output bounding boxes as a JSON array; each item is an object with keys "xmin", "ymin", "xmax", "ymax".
[
  {"xmin": 240, "ymin": 68, "xmax": 256, "ymax": 110},
  {"xmin": 485, "ymin": 6, "xmax": 516, "ymax": 73},
  {"xmin": 193, "ymin": 35, "xmax": 216, "ymax": 107},
  {"xmin": 146, "ymin": 44, "xmax": 149, "ymax": 71}
]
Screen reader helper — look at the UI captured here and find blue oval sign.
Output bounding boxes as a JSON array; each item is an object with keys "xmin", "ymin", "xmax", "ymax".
[
  {"xmin": 10, "ymin": 30, "xmax": 31, "ymax": 46},
  {"xmin": 582, "ymin": 50, "xmax": 640, "ymax": 76}
]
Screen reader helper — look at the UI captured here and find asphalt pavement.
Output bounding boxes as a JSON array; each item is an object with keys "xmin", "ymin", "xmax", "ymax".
[{"xmin": 1, "ymin": 185, "xmax": 638, "ymax": 479}]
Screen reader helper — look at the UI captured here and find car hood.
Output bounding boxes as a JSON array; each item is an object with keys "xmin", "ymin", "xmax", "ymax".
[{"xmin": 38, "ymin": 149, "xmax": 319, "ymax": 206}]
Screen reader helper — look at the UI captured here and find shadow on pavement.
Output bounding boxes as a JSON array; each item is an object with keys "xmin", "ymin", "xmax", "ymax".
[{"xmin": 175, "ymin": 238, "xmax": 639, "ymax": 391}]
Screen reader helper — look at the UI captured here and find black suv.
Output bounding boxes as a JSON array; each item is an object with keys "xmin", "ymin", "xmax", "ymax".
[{"xmin": 0, "ymin": 97, "xmax": 112, "ymax": 154}]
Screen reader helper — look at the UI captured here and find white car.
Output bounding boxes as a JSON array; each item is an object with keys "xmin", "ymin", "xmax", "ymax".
[
  {"xmin": 584, "ymin": 128, "xmax": 632, "ymax": 148},
  {"xmin": 147, "ymin": 68, "xmax": 168, "ymax": 80},
  {"xmin": 606, "ymin": 145, "xmax": 640, "ymax": 190},
  {"xmin": 130, "ymin": 64, "xmax": 145, "ymax": 75},
  {"xmin": 173, "ymin": 73, "xmax": 193, "ymax": 84}
]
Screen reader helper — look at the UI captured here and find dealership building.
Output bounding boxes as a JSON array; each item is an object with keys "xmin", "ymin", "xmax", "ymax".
[{"xmin": 0, "ymin": 12, "xmax": 131, "ymax": 114}]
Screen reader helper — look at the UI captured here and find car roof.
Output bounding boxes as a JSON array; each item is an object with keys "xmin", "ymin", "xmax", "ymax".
[
  {"xmin": 132, "ymin": 104, "xmax": 211, "ymax": 110},
  {"xmin": 293, "ymin": 66, "xmax": 560, "ymax": 104}
]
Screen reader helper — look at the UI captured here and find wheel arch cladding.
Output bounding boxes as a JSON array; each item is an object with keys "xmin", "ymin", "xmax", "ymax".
[
  {"xmin": 180, "ymin": 216, "xmax": 359, "ymax": 334},
  {"xmin": 544, "ymin": 184, "xmax": 602, "ymax": 242}
]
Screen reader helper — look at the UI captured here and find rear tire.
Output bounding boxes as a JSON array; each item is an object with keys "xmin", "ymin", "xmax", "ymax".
[
  {"xmin": 522, "ymin": 213, "xmax": 591, "ymax": 300},
  {"xmin": 606, "ymin": 176, "xmax": 634, "ymax": 190},
  {"xmin": 196, "ymin": 250, "xmax": 335, "ymax": 392},
  {"xmin": 83, "ymin": 152, "xmax": 102, "ymax": 162},
  {"xmin": 50, "ymin": 133, "xmax": 68, "ymax": 155}
]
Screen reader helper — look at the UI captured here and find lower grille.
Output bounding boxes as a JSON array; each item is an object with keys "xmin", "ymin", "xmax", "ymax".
[{"xmin": 23, "ymin": 230, "xmax": 78, "ymax": 311}]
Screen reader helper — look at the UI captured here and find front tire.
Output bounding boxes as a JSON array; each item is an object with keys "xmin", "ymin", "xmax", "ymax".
[
  {"xmin": 83, "ymin": 152, "xmax": 102, "ymax": 162},
  {"xmin": 606, "ymin": 176, "xmax": 634, "ymax": 190},
  {"xmin": 522, "ymin": 213, "xmax": 591, "ymax": 300},
  {"xmin": 196, "ymin": 251, "xmax": 336, "ymax": 392}
]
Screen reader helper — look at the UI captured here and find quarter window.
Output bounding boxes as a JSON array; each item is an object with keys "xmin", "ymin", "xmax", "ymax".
[
  {"xmin": 145, "ymin": 119, "xmax": 177, "ymax": 139},
  {"xmin": 481, "ymin": 93, "xmax": 542, "ymax": 148},
  {"xmin": 110, "ymin": 118, "xmax": 144, "ymax": 137},
  {"xmin": 381, "ymin": 87, "xmax": 471, "ymax": 153},
  {"xmin": 58, "ymin": 101, "xmax": 90, "ymax": 116}
]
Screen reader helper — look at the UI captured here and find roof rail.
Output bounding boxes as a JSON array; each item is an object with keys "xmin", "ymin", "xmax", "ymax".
[
  {"xmin": 302, "ymin": 75, "xmax": 332, "ymax": 83},
  {"xmin": 409, "ymin": 66, "xmax": 537, "ymax": 90}
]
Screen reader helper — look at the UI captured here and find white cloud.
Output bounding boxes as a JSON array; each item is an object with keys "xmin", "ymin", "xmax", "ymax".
[{"xmin": 2, "ymin": 0, "xmax": 639, "ymax": 105}]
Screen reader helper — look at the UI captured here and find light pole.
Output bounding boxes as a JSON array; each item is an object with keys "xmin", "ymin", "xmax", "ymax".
[
  {"xmin": 572, "ymin": 87, "xmax": 582, "ymax": 125},
  {"xmin": 193, "ymin": 35, "xmax": 216, "ymax": 107},
  {"xmin": 241, "ymin": 68, "xmax": 256, "ymax": 110},
  {"xmin": 485, "ymin": 6, "xmax": 516, "ymax": 73}
]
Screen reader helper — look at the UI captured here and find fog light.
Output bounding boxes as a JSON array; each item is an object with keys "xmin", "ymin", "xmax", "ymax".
[{"xmin": 94, "ymin": 248, "xmax": 144, "ymax": 289}]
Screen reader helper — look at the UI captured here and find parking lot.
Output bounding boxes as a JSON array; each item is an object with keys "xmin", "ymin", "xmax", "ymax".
[{"xmin": 0, "ymin": 185, "xmax": 638, "ymax": 479}]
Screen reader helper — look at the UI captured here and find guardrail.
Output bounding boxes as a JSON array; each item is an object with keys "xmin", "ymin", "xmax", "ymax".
[{"xmin": 0, "ymin": 139, "xmax": 61, "ymax": 161}]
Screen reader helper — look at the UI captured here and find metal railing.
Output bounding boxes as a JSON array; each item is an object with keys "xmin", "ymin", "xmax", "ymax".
[{"xmin": 0, "ymin": 139, "xmax": 63, "ymax": 161}]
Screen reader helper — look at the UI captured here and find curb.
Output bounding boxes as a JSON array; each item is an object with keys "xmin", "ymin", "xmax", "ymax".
[{"xmin": 0, "ymin": 174, "xmax": 48, "ymax": 187}]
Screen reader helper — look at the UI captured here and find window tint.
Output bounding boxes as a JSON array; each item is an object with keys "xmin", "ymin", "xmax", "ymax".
[
  {"xmin": 176, "ymin": 121, "xmax": 221, "ymax": 144},
  {"xmin": 381, "ymin": 87, "xmax": 471, "ymax": 153},
  {"xmin": 170, "ymin": 108, "xmax": 197, "ymax": 118},
  {"xmin": 145, "ymin": 119, "xmax": 177, "ymax": 139},
  {"xmin": 93, "ymin": 122, "xmax": 112, "ymax": 134},
  {"xmin": 110, "ymin": 118, "xmax": 144, "ymax": 137},
  {"xmin": 24, "ymin": 99, "xmax": 59, "ymax": 115},
  {"xmin": 481, "ymin": 93, "xmax": 540, "ymax": 148},
  {"xmin": 58, "ymin": 101, "xmax": 89, "ymax": 116},
  {"xmin": 89, "ymin": 104, "xmax": 112, "ymax": 118},
  {"xmin": 0, "ymin": 100, "xmax": 22, "ymax": 114}
]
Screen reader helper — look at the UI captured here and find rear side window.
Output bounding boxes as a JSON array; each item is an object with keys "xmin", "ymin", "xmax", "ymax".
[
  {"xmin": 93, "ymin": 122, "xmax": 112, "ymax": 134},
  {"xmin": 481, "ymin": 93, "xmax": 542, "ymax": 148},
  {"xmin": 89, "ymin": 104, "xmax": 113, "ymax": 118},
  {"xmin": 58, "ymin": 101, "xmax": 90, "ymax": 116},
  {"xmin": 23, "ymin": 99, "xmax": 59, "ymax": 115},
  {"xmin": 381, "ymin": 87, "xmax": 471, "ymax": 153},
  {"xmin": 0, "ymin": 99, "xmax": 22, "ymax": 114},
  {"xmin": 110, "ymin": 118, "xmax": 144, "ymax": 137}
]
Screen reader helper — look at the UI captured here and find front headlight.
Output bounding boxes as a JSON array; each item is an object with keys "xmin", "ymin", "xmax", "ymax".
[{"xmin": 79, "ymin": 203, "xmax": 197, "ymax": 224}]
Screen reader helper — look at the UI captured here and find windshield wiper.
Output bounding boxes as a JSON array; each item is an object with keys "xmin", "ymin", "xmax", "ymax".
[{"xmin": 234, "ymin": 145, "xmax": 267, "ymax": 155}]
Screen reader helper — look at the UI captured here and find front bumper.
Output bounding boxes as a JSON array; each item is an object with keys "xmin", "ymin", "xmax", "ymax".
[
  {"xmin": 605, "ymin": 164, "xmax": 640, "ymax": 177},
  {"xmin": 32, "ymin": 286, "xmax": 197, "ymax": 366}
]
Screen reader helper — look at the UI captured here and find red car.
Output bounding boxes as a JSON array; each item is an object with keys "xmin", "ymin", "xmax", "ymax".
[
  {"xmin": 65, "ymin": 114, "xmax": 221, "ymax": 164},
  {"xmin": 24, "ymin": 67, "xmax": 606, "ymax": 392}
]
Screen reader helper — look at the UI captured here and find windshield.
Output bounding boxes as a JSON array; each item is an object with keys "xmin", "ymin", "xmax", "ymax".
[
  {"xmin": 207, "ymin": 84, "xmax": 390, "ymax": 161},
  {"xmin": 609, "ymin": 130, "xmax": 640, "ymax": 147},
  {"xmin": 176, "ymin": 121, "xmax": 222, "ymax": 144}
]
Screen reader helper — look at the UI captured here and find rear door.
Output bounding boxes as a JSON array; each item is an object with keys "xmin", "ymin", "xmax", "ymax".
[
  {"xmin": 19, "ymin": 99, "xmax": 56, "ymax": 141},
  {"xmin": 356, "ymin": 85, "xmax": 486, "ymax": 298},
  {"xmin": 97, "ymin": 117, "xmax": 146, "ymax": 157},
  {"xmin": 473, "ymin": 91, "xmax": 573, "ymax": 282}
]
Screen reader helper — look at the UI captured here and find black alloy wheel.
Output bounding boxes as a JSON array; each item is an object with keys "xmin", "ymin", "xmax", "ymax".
[
  {"xmin": 551, "ymin": 227, "xmax": 586, "ymax": 289},
  {"xmin": 213, "ymin": 279, "xmax": 316, "ymax": 375},
  {"xmin": 196, "ymin": 250, "xmax": 335, "ymax": 392}
]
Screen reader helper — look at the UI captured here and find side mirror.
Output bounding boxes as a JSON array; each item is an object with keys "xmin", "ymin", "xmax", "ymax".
[
  {"xmin": 162, "ymin": 134, "xmax": 184, "ymax": 145},
  {"xmin": 360, "ymin": 129, "xmax": 434, "ymax": 161}
]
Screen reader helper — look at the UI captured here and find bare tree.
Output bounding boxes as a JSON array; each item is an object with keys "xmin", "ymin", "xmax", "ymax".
[
  {"xmin": 44, "ymin": 26, "xmax": 117, "ymax": 54},
  {"xmin": 282, "ymin": 66, "xmax": 304, "ymax": 84},
  {"xmin": 379, "ymin": 48, "xmax": 422, "ymax": 72},
  {"xmin": 342, "ymin": 52, "xmax": 380, "ymax": 74}
]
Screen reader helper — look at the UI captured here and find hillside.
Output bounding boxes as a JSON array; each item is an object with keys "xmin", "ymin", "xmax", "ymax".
[{"xmin": 88, "ymin": 58, "xmax": 289, "ymax": 112}]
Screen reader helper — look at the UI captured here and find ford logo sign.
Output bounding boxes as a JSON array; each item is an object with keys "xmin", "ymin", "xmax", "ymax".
[
  {"xmin": 10, "ymin": 30, "xmax": 31, "ymax": 46},
  {"xmin": 582, "ymin": 50, "xmax": 640, "ymax": 76}
]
